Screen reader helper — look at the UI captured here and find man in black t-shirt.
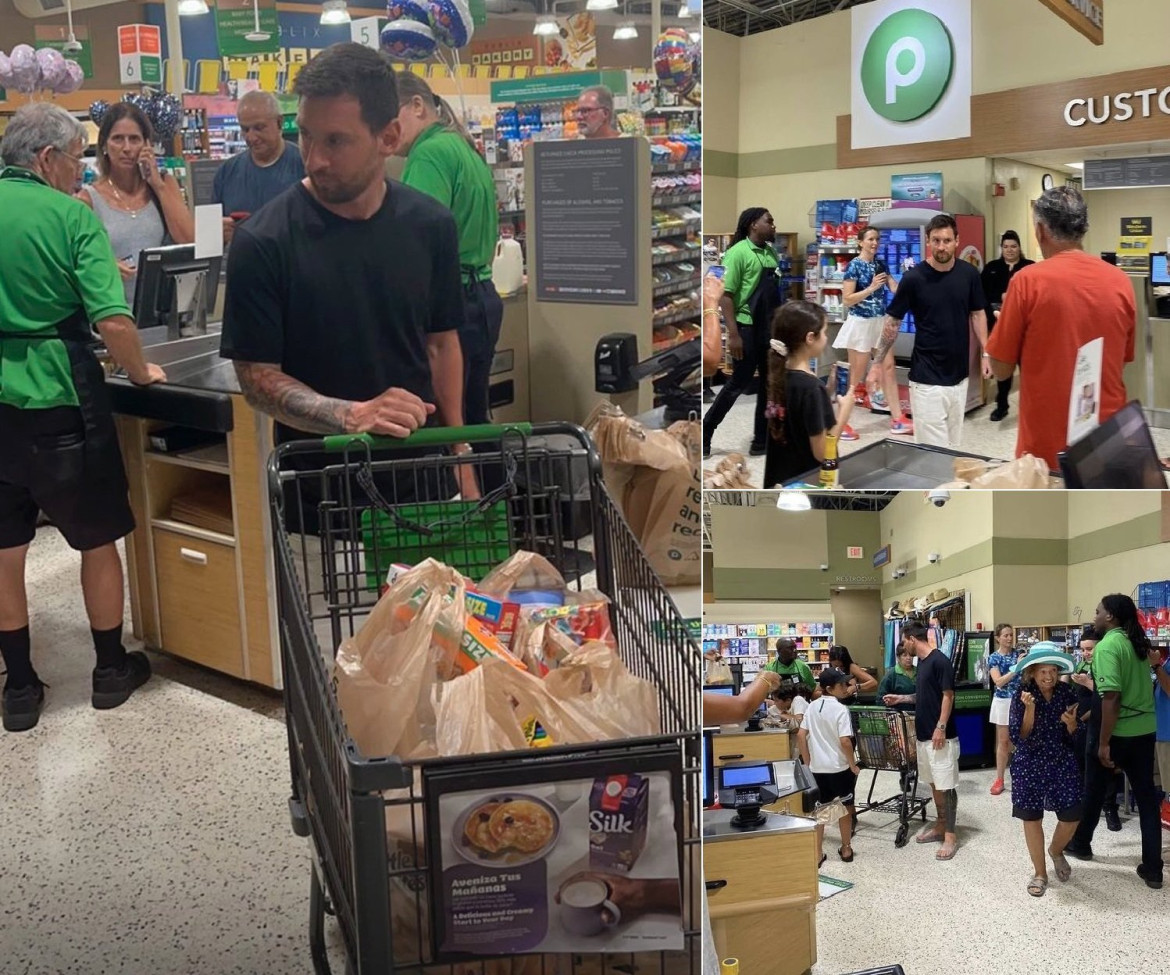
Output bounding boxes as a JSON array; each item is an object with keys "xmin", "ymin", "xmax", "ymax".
[
  {"xmin": 883, "ymin": 620, "xmax": 960, "ymax": 860},
  {"xmin": 220, "ymin": 43, "xmax": 476, "ymax": 505},
  {"xmin": 868, "ymin": 214, "xmax": 990, "ymax": 450}
]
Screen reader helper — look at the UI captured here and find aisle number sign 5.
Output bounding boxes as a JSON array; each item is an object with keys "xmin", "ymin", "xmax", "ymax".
[
  {"xmin": 850, "ymin": 0, "xmax": 971, "ymax": 151},
  {"xmin": 351, "ymin": 17, "xmax": 388, "ymax": 50}
]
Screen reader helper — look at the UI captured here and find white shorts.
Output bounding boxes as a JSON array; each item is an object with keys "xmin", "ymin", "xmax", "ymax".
[
  {"xmin": 832, "ymin": 314, "xmax": 884, "ymax": 354},
  {"xmin": 909, "ymin": 379, "xmax": 968, "ymax": 450},
  {"xmin": 917, "ymin": 738, "xmax": 960, "ymax": 791},
  {"xmin": 988, "ymin": 695, "xmax": 1012, "ymax": 726}
]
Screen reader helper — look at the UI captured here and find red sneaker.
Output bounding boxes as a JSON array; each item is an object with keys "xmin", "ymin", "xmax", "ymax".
[
  {"xmin": 990, "ymin": 778, "xmax": 1005, "ymax": 796},
  {"xmin": 1161, "ymin": 799, "xmax": 1170, "ymax": 830},
  {"xmin": 853, "ymin": 383, "xmax": 871, "ymax": 409},
  {"xmin": 839, "ymin": 425, "xmax": 860, "ymax": 442}
]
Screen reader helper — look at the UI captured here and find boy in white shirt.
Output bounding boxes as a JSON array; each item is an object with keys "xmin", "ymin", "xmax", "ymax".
[{"xmin": 797, "ymin": 668, "xmax": 860, "ymax": 866}]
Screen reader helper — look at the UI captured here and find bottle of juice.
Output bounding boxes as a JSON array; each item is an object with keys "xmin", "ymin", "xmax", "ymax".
[{"xmin": 819, "ymin": 434, "xmax": 840, "ymax": 489}]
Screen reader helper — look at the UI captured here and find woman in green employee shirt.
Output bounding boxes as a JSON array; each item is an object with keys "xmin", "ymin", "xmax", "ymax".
[{"xmin": 394, "ymin": 73, "xmax": 501, "ymax": 433}]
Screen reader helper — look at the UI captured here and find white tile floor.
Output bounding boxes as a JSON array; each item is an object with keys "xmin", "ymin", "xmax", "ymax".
[{"xmin": 703, "ymin": 381, "xmax": 1170, "ymax": 488}]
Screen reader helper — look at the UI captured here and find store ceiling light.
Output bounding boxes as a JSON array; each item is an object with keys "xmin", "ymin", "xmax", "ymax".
[
  {"xmin": 678, "ymin": 2, "xmax": 691, "ymax": 17},
  {"xmin": 320, "ymin": 0, "xmax": 351, "ymax": 25},
  {"xmin": 613, "ymin": 23, "xmax": 638, "ymax": 39},
  {"xmin": 533, "ymin": 16, "xmax": 560, "ymax": 35},
  {"xmin": 586, "ymin": 0, "xmax": 619, "ymax": 9},
  {"xmin": 178, "ymin": 0, "xmax": 209, "ymax": 13},
  {"xmin": 1067, "ymin": 162, "xmax": 1084, "ymax": 170},
  {"xmin": 775, "ymin": 491, "xmax": 811, "ymax": 512}
]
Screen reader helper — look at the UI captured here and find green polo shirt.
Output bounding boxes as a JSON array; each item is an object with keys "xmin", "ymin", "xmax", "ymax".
[
  {"xmin": 765, "ymin": 656, "xmax": 815, "ymax": 691},
  {"xmin": 1091, "ymin": 627, "xmax": 1156, "ymax": 737},
  {"xmin": 877, "ymin": 664, "xmax": 916, "ymax": 700},
  {"xmin": 721, "ymin": 238, "xmax": 778, "ymax": 326},
  {"xmin": 401, "ymin": 123, "xmax": 496, "ymax": 285},
  {"xmin": 0, "ymin": 167, "xmax": 130, "ymax": 410}
]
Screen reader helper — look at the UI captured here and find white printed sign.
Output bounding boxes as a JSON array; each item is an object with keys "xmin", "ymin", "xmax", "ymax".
[{"xmin": 1067, "ymin": 337, "xmax": 1103, "ymax": 446}]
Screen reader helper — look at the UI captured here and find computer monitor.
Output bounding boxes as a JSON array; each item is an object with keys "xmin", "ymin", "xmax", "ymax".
[
  {"xmin": 705, "ymin": 685, "xmax": 734, "ymax": 696},
  {"xmin": 1058, "ymin": 400, "xmax": 1165, "ymax": 489},
  {"xmin": 1151, "ymin": 252, "xmax": 1170, "ymax": 287},
  {"xmin": 133, "ymin": 244, "xmax": 221, "ymax": 333}
]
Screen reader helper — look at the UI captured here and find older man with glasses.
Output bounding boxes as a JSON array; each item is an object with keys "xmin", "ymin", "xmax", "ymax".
[
  {"xmin": 0, "ymin": 102, "xmax": 164, "ymax": 733},
  {"xmin": 575, "ymin": 85, "xmax": 620, "ymax": 139}
]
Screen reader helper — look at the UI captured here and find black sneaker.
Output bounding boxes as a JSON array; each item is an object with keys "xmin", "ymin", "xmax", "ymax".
[
  {"xmin": 1105, "ymin": 806, "xmax": 1123, "ymax": 832},
  {"xmin": 92, "ymin": 651, "xmax": 152, "ymax": 710},
  {"xmin": 749, "ymin": 442, "xmax": 766, "ymax": 456},
  {"xmin": 2, "ymin": 680, "xmax": 45, "ymax": 732},
  {"xmin": 702, "ymin": 441, "xmax": 711, "ymax": 459},
  {"xmin": 990, "ymin": 407, "xmax": 1009, "ymax": 422},
  {"xmin": 1064, "ymin": 842, "xmax": 1094, "ymax": 861},
  {"xmin": 1137, "ymin": 863, "xmax": 1163, "ymax": 889}
]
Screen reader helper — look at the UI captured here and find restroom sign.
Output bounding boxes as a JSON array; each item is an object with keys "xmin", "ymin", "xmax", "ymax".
[{"xmin": 846, "ymin": 546, "xmax": 864, "ymax": 559}]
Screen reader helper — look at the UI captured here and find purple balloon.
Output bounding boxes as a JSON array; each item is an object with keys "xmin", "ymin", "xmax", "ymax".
[
  {"xmin": 54, "ymin": 59, "xmax": 84, "ymax": 95},
  {"xmin": 35, "ymin": 47, "xmax": 67, "ymax": 92},
  {"xmin": 9, "ymin": 45, "xmax": 40, "ymax": 95},
  {"xmin": 0, "ymin": 52, "xmax": 13, "ymax": 89}
]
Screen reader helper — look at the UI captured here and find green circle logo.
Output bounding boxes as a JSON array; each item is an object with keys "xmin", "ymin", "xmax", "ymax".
[{"xmin": 861, "ymin": 8, "xmax": 954, "ymax": 122}]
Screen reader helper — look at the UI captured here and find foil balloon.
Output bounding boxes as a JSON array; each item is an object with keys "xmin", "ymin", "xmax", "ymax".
[
  {"xmin": 380, "ymin": 19, "xmax": 437, "ymax": 61},
  {"xmin": 9, "ymin": 45, "xmax": 40, "ymax": 95},
  {"xmin": 35, "ymin": 47, "xmax": 68, "ymax": 92},
  {"xmin": 425, "ymin": 0, "xmax": 473, "ymax": 49},
  {"xmin": 386, "ymin": 0, "xmax": 430, "ymax": 25},
  {"xmin": 653, "ymin": 28, "xmax": 694, "ymax": 95},
  {"xmin": 0, "ymin": 52, "xmax": 13, "ymax": 90},
  {"xmin": 149, "ymin": 92, "xmax": 182, "ymax": 142},
  {"xmin": 54, "ymin": 59, "xmax": 84, "ymax": 95},
  {"xmin": 88, "ymin": 99, "xmax": 110, "ymax": 127}
]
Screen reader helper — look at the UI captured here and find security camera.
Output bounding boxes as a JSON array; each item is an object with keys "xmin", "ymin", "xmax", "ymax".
[
  {"xmin": 62, "ymin": 39, "xmax": 84, "ymax": 54},
  {"xmin": 928, "ymin": 552, "xmax": 941, "ymax": 564},
  {"xmin": 820, "ymin": 563, "xmax": 829, "ymax": 572},
  {"xmin": 926, "ymin": 488, "xmax": 950, "ymax": 508},
  {"xmin": 893, "ymin": 568, "xmax": 906, "ymax": 579}
]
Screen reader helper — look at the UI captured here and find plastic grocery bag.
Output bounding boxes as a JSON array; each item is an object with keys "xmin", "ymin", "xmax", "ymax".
[
  {"xmin": 970, "ymin": 453, "xmax": 1052, "ymax": 489},
  {"xmin": 705, "ymin": 659, "xmax": 733, "ymax": 685},
  {"xmin": 588, "ymin": 405, "xmax": 701, "ymax": 586},
  {"xmin": 478, "ymin": 549, "xmax": 567, "ymax": 598},
  {"xmin": 704, "ymin": 452, "xmax": 754, "ymax": 490}
]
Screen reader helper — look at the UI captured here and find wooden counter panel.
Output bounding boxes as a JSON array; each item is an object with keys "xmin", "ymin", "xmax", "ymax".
[
  {"xmin": 710, "ymin": 898, "xmax": 816, "ymax": 975},
  {"xmin": 711, "ymin": 731, "xmax": 792, "ymax": 765},
  {"xmin": 116, "ymin": 416, "xmax": 160, "ymax": 648}
]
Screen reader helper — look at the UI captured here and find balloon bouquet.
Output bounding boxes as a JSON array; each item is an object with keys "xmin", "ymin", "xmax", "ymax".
[
  {"xmin": 88, "ymin": 91, "xmax": 184, "ymax": 146},
  {"xmin": 653, "ymin": 27, "xmax": 701, "ymax": 106},
  {"xmin": 380, "ymin": 0, "xmax": 475, "ymax": 118},
  {"xmin": 0, "ymin": 45, "xmax": 85, "ymax": 97}
]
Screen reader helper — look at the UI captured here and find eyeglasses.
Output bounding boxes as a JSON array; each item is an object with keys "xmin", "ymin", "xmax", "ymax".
[
  {"xmin": 52, "ymin": 147, "xmax": 86, "ymax": 169},
  {"xmin": 575, "ymin": 107, "xmax": 604, "ymax": 117}
]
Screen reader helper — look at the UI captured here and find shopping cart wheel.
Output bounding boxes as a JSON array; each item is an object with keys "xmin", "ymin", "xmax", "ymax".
[{"xmin": 895, "ymin": 823, "xmax": 909, "ymax": 848}]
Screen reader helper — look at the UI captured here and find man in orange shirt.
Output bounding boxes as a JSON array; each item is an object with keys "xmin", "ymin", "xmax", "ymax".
[{"xmin": 986, "ymin": 187, "xmax": 1135, "ymax": 470}]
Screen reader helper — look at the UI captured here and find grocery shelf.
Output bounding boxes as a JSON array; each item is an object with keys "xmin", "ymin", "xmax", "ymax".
[
  {"xmin": 654, "ymin": 306, "xmax": 701, "ymax": 326},
  {"xmin": 818, "ymin": 245, "xmax": 858, "ymax": 253},
  {"xmin": 654, "ymin": 275, "xmax": 701, "ymax": 299},
  {"xmin": 646, "ymin": 105, "xmax": 701, "ymax": 113},
  {"xmin": 652, "ymin": 192, "xmax": 702, "ymax": 206},
  {"xmin": 497, "ymin": 208, "xmax": 525, "ymax": 218},
  {"xmin": 653, "ymin": 249, "xmax": 701, "ymax": 266},
  {"xmin": 652, "ymin": 219, "xmax": 701, "ymax": 240},
  {"xmin": 652, "ymin": 161, "xmax": 701, "ymax": 174}
]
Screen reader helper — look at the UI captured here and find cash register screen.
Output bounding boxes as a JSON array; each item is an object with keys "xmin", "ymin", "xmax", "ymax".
[
  {"xmin": 1151, "ymin": 253, "xmax": 1170, "ymax": 286},
  {"xmin": 719, "ymin": 764, "xmax": 774, "ymax": 788},
  {"xmin": 706, "ymin": 686, "xmax": 733, "ymax": 695}
]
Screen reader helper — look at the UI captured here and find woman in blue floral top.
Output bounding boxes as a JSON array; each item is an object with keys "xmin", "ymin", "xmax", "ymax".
[
  {"xmin": 832, "ymin": 227, "xmax": 914, "ymax": 440},
  {"xmin": 987, "ymin": 623, "xmax": 1021, "ymax": 796}
]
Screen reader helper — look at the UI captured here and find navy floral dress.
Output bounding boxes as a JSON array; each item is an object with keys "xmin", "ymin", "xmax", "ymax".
[{"xmin": 1008, "ymin": 681, "xmax": 1082, "ymax": 814}]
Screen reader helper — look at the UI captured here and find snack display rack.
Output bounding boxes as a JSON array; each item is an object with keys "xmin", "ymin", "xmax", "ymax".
[
  {"xmin": 270, "ymin": 422, "xmax": 700, "ymax": 974},
  {"xmin": 701, "ymin": 621, "xmax": 833, "ymax": 680}
]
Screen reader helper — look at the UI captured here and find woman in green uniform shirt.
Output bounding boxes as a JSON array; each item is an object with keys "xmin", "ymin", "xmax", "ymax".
[{"xmin": 394, "ymin": 72, "xmax": 501, "ymax": 431}]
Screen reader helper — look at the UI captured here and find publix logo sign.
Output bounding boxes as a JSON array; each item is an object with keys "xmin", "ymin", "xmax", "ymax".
[
  {"xmin": 851, "ymin": 0, "xmax": 972, "ymax": 151},
  {"xmin": 860, "ymin": 9, "xmax": 955, "ymax": 122}
]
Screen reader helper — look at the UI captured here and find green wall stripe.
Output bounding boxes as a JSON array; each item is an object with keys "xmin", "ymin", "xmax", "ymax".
[
  {"xmin": 992, "ymin": 537, "xmax": 1068, "ymax": 565},
  {"xmin": 880, "ymin": 539, "xmax": 994, "ymax": 600},
  {"xmin": 729, "ymin": 144, "xmax": 839, "ymax": 179},
  {"xmin": 1068, "ymin": 512, "xmax": 1165, "ymax": 564},
  {"xmin": 704, "ymin": 150, "xmax": 738, "ymax": 178}
]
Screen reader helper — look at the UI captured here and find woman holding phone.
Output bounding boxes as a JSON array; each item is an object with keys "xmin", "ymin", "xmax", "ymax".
[{"xmin": 77, "ymin": 102, "xmax": 193, "ymax": 305}]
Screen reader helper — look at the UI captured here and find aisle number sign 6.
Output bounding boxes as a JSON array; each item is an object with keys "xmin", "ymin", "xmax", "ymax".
[{"xmin": 850, "ymin": 0, "xmax": 971, "ymax": 150}]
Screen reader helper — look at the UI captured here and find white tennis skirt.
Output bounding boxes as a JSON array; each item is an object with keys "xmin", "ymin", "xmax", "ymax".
[{"xmin": 833, "ymin": 313, "xmax": 884, "ymax": 354}]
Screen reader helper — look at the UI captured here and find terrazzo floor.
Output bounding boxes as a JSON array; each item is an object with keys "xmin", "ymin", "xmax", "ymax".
[
  {"xmin": 703, "ymin": 379, "xmax": 1170, "ymax": 488},
  {"xmin": 0, "ymin": 527, "xmax": 347, "ymax": 974},
  {"xmin": 810, "ymin": 765, "xmax": 1163, "ymax": 974}
]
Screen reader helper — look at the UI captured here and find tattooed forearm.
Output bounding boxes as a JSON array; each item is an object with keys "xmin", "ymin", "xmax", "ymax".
[
  {"xmin": 234, "ymin": 362, "xmax": 354, "ymax": 434},
  {"xmin": 871, "ymin": 316, "xmax": 901, "ymax": 363}
]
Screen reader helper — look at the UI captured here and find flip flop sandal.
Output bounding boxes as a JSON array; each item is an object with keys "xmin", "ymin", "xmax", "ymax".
[
  {"xmin": 1028, "ymin": 876, "xmax": 1048, "ymax": 897},
  {"xmin": 839, "ymin": 847, "xmax": 854, "ymax": 863},
  {"xmin": 818, "ymin": 853, "xmax": 827, "ymax": 869},
  {"xmin": 936, "ymin": 844, "xmax": 957, "ymax": 861},
  {"xmin": 916, "ymin": 829, "xmax": 945, "ymax": 844},
  {"xmin": 1050, "ymin": 852, "xmax": 1072, "ymax": 882}
]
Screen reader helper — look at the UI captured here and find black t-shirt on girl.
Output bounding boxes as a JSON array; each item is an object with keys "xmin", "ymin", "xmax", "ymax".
[{"xmin": 763, "ymin": 371, "xmax": 835, "ymax": 487}]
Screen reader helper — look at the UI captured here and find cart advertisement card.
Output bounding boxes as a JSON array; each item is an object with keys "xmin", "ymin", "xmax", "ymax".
[{"xmin": 424, "ymin": 751, "xmax": 684, "ymax": 959}]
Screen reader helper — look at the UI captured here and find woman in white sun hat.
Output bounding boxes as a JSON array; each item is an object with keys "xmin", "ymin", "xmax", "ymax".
[
  {"xmin": 1007, "ymin": 642, "xmax": 1081, "ymax": 898},
  {"xmin": 987, "ymin": 623, "xmax": 1022, "ymax": 796}
]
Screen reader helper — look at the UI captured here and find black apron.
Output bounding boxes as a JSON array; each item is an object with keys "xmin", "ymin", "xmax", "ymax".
[{"xmin": 745, "ymin": 258, "xmax": 783, "ymax": 336}]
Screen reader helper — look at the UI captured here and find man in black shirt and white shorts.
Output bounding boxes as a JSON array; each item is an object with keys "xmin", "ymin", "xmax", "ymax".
[
  {"xmin": 868, "ymin": 214, "xmax": 990, "ymax": 450},
  {"xmin": 220, "ymin": 43, "xmax": 476, "ymax": 501},
  {"xmin": 883, "ymin": 620, "xmax": 960, "ymax": 860}
]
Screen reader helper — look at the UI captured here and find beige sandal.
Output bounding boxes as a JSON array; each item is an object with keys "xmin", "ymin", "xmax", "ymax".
[{"xmin": 1027, "ymin": 875, "xmax": 1048, "ymax": 897}]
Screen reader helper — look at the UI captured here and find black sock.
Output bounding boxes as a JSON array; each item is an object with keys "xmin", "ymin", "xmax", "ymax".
[
  {"xmin": 0, "ymin": 626, "xmax": 36, "ymax": 689},
  {"xmin": 92, "ymin": 624, "xmax": 126, "ymax": 671}
]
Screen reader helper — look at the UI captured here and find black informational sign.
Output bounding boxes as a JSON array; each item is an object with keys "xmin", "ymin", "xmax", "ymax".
[
  {"xmin": 1084, "ymin": 156, "xmax": 1170, "ymax": 190},
  {"xmin": 1121, "ymin": 216, "xmax": 1153, "ymax": 236},
  {"xmin": 188, "ymin": 157, "xmax": 227, "ymax": 207},
  {"xmin": 532, "ymin": 139, "xmax": 638, "ymax": 305}
]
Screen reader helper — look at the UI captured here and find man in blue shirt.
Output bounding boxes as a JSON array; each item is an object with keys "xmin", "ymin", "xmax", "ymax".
[{"xmin": 212, "ymin": 90, "xmax": 304, "ymax": 244}]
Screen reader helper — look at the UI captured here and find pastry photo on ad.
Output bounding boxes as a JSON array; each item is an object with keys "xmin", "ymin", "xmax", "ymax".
[{"xmin": 424, "ymin": 753, "xmax": 684, "ymax": 958}]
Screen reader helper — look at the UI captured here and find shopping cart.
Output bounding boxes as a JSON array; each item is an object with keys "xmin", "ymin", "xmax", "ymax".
[
  {"xmin": 848, "ymin": 706, "xmax": 929, "ymax": 848},
  {"xmin": 269, "ymin": 423, "xmax": 701, "ymax": 975}
]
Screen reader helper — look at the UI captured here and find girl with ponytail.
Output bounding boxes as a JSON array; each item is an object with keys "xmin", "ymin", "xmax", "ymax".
[{"xmin": 762, "ymin": 300, "xmax": 856, "ymax": 488}]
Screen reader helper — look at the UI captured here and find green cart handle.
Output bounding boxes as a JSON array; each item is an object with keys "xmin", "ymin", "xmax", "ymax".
[{"xmin": 322, "ymin": 423, "xmax": 533, "ymax": 452}]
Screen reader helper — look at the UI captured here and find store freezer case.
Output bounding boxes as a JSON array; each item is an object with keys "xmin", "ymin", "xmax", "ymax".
[
  {"xmin": 789, "ymin": 440, "xmax": 997, "ymax": 489},
  {"xmin": 269, "ymin": 422, "xmax": 701, "ymax": 975}
]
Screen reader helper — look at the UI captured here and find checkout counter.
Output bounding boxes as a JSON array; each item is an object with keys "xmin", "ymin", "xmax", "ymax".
[{"xmin": 703, "ymin": 719, "xmax": 821, "ymax": 975}]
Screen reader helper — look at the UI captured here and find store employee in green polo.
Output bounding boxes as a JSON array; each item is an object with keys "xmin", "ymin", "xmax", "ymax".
[
  {"xmin": 766, "ymin": 638, "xmax": 816, "ymax": 696},
  {"xmin": 0, "ymin": 103, "xmax": 164, "ymax": 733},
  {"xmin": 394, "ymin": 72, "xmax": 502, "ymax": 436},
  {"xmin": 703, "ymin": 207, "xmax": 781, "ymax": 459}
]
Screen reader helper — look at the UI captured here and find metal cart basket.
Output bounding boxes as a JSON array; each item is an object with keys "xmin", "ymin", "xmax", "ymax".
[
  {"xmin": 269, "ymin": 423, "xmax": 701, "ymax": 975},
  {"xmin": 848, "ymin": 707, "xmax": 929, "ymax": 847}
]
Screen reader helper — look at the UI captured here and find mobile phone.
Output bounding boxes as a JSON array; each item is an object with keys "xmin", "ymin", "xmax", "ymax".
[
  {"xmin": 707, "ymin": 265, "xmax": 725, "ymax": 280},
  {"xmin": 138, "ymin": 158, "xmax": 151, "ymax": 181}
]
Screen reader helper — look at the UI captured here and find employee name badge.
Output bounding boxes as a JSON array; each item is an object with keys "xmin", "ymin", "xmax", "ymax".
[{"xmin": 1067, "ymin": 337, "xmax": 1104, "ymax": 445}]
